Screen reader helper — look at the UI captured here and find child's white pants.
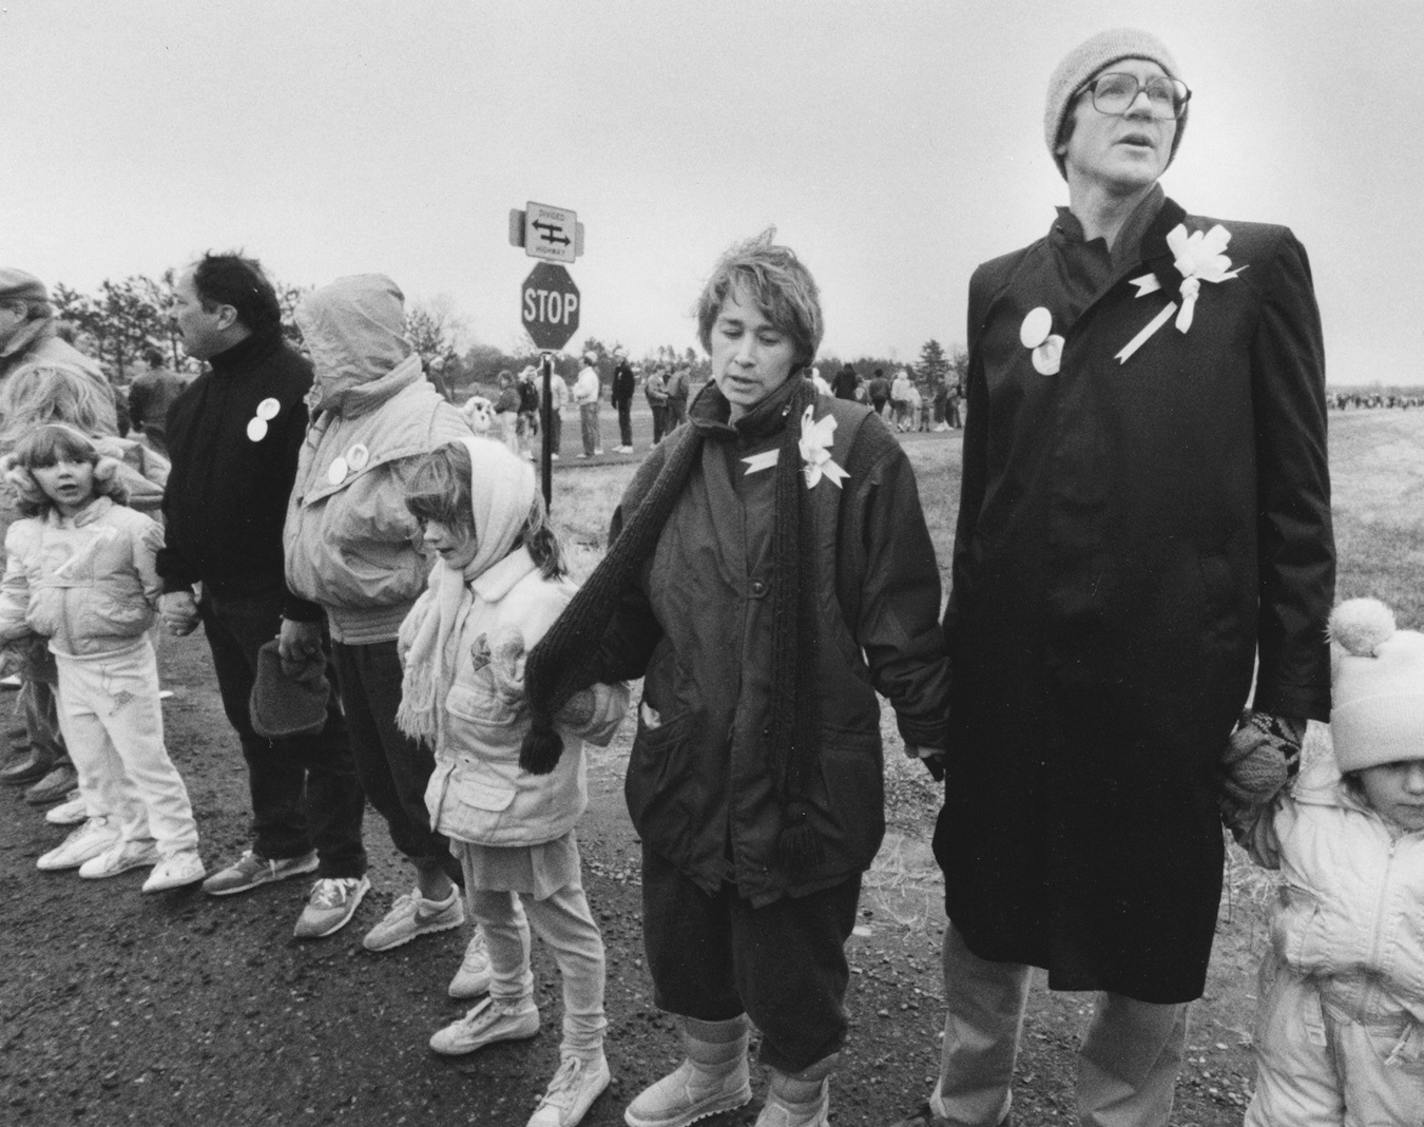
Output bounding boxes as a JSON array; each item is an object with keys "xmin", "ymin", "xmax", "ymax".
[
  {"xmin": 1246, "ymin": 952, "xmax": 1424, "ymax": 1126},
  {"xmin": 56, "ymin": 638, "xmax": 197, "ymax": 857},
  {"xmin": 465, "ymin": 877, "xmax": 607, "ymax": 1059}
]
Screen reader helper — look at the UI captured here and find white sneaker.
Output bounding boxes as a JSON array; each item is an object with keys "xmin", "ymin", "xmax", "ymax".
[
  {"xmin": 526, "ymin": 1053, "xmax": 611, "ymax": 1127},
  {"xmin": 448, "ymin": 928, "xmax": 492, "ymax": 998},
  {"xmin": 429, "ymin": 995, "xmax": 539, "ymax": 1056},
  {"xmin": 37, "ymin": 816, "xmax": 119, "ymax": 871},
  {"xmin": 45, "ymin": 791, "xmax": 87, "ymax": 826},
  {"xmin": 142, "ymin": 850, "xmax": 207, "ymax": 892},
  {"xmin": 362, "ymin": 885, "xmax": 465, "ymax": 951},
  {"xmin": 79, "ymin": 839, "xmax": 161, "ymax": 879}
]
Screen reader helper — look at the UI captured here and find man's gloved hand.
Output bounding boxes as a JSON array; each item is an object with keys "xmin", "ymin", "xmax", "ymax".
[
  {"xmin": 1218, "ymin": 710, "xmax": 1304, "ymax": 808},
  {"xmin": 1218, "ymin": 711, "xmax": 1303, "ymax": 868}
]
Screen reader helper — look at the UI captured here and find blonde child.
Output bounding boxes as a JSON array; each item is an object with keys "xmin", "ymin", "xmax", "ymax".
[
  {"xmin": 0, "ymin": 424, "xmax": 203, "ymax": 892},
  {"xmin": 397, "ymin": 437, "xmax": 627, "ymax": 1127},
  {"xmin": 1240, "ymin": 597, "xmax": 1424, "ymax": 1125}
]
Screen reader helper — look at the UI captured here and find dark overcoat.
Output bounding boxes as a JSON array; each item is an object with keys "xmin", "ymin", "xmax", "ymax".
[{"xmin": 935, "ymin": 197, "xmax": 1334, "ymax": 1003}]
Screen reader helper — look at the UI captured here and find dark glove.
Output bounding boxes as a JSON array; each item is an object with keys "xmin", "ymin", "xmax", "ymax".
[{"xmin": 1218, "ymin": 711, "xmax": 1303, "ymax": 808}]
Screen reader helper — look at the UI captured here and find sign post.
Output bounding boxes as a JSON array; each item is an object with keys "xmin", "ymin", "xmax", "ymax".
[{"xmin": 511, "ymin": 203, "xmax": 584, "ymax": 508}]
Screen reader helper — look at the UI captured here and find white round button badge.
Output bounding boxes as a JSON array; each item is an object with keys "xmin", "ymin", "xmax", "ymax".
[
  {"xmin": 327, "ymin": 457, "xmax": 350, "ymax": 485},
  {"xmin": 1019, "ymin": 307, "xmax": 1053, "ymax": 349},
  {"xmin": 256, "ymin": 398, "xmax": 281, "ymax": 421},
  {"xmin": 345, "ymin": 443, "xmax": 370, "ymax": 472},
  {"xmin": 1032, "ymin": 335, "xmax": 1065, "ymax": 376},
  {"xmin": 246, "ymin": 418, "xmax": 268, "ymax": 442}
]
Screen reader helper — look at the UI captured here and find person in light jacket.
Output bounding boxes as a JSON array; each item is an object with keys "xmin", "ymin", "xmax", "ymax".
[
  {"xmin": 1239, "ymin": 599, "xmax": 1424, "ymax": 1127},
  {"xmin": 284, "ymin": 274, "xmax": 490, "ymax": 991}
]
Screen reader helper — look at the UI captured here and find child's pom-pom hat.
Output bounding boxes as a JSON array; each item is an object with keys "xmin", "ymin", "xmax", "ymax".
[{"xmin": 1329, "ymin": 597, "xmax": 1424, "ymax": 773}]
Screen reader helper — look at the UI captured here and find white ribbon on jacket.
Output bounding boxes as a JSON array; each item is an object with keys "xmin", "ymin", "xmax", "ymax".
[{"xmin": 1116, "ymin": 223, "xmax": 1245, "ymax": 365}]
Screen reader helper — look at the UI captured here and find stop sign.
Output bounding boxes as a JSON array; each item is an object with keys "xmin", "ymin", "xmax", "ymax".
[{"xmin": 520, "ymin": 262, "xmax": 580, "ymax": 351}]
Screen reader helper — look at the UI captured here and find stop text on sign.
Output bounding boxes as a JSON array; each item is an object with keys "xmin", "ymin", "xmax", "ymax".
[{"xmin": 523, "ymin": 285, "xmax": 578, "ymax": 326}]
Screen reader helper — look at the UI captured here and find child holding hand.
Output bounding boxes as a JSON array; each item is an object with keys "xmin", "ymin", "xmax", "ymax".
[
  {"xmin": 0, "ymin": 424, "xmax": 203, "ymax": 892},
  {"xmin": 1241, "ymin": 597, "xmax": 1424, "ymax": 1125},
  {"xmin": 397, "ymin": 437, "xmax": 627, "ymax": 1127}
]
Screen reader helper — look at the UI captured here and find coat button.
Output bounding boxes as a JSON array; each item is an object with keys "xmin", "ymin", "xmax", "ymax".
[{"xmin": 749, "ymin": 579, "xmax": 768, "ymax": 598}]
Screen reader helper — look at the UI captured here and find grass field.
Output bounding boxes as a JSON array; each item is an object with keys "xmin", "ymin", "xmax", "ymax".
[{"xmin": 540, "ymin": 404, "xmax": 1424, "ymax": 629}]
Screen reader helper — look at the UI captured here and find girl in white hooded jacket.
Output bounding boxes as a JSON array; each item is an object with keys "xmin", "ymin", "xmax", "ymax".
[
  {"xmin": 396, "ymin": 436, "xmax": 627, "ymax": 1127},
  {"xmin": 1242, "ymin": 598, "xmax": 1424, "ymax": 1126}
]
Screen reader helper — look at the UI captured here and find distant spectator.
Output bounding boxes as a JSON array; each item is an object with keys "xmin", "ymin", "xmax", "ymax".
[
  {"xmin": 831, "ymin": 363, "xmax": 859, "ymax": 401},
  {"xmin": 866, "ymin": 368, "xmax": 890, "ymax": 418},
  {"xmin": 128, "ymin": 347, "xmax": 190, "ymax": 456},
  {"xmin": 644, "ymin": 365, "xmax": 669, "ymax": 444},
  {"xmin": 664, "ymin": 364, "xmax": 690, "ymax": 430},
  {"xmin": 611, "ymin": 348, "xmax": 635, "ymax": 453},
  {"xmin": 574, "ymin": 352, "xmax": 603, "ymax": 457},
  {"xmin": 494, "ymin": 370, "xmax": 521, "ymax": 457}
]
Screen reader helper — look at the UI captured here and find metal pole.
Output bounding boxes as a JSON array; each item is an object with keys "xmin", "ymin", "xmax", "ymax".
[{"xmin": 539, "ymin": 351, "xmax": 554, "ymax": 510}]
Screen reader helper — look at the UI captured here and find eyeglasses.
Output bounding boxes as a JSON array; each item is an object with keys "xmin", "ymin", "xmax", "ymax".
[{"xmin": 1077, "ymin": 73, "xmax": 1191, "ymax": 120}]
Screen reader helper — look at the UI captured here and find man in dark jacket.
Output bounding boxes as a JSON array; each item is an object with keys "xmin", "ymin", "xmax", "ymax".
[
  {"xmin": 610, "ymin": 347, "xmax": 636, "ymax": 453},
  {"xmin": 830, "ymin": 363, "xmax": 859, "ymax": 401},
  {"xmin": 895, "ymin": 29, "xmax": 1334, "ymax": 1127},
  {"xmin": 158, "ymin": 253, "xmax": 368, "ymax": 939}
]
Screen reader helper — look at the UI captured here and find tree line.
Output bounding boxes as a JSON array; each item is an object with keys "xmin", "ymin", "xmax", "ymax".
[{"xmin": 48, "ymin": 273, "xmax": 966, "ymax": 398}]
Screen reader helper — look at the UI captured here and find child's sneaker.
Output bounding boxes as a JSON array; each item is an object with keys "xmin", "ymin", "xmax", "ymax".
[
  {"xmin": 429, "ymin": 995, "xmax": 540, "ymax": 1056},
  {"xmin": 527, "ymin": 1052, "xmax": 611, "ymax": 1127},
  {"xmin": 292, "ymin": 875, "xmax": 370, "ymax": 939},
  {"xmin": 44, "ymin": 791, "xmax": 87, "ymax": 826},
  {"xmin": 142, "ymin": 850, "xmax": 207, "ymax": 893},
  {"xmin": 202, "ymin": 848, "xmax": 319, "ymax": 896},
  {"xmin": 362, "ymin": 885, "xmax": 465, "ymax": 951},
  {"xmin": 78, "ymin": 839, "xmax": 161, "ymax": 879},
  {"xmin": 36, "ymin": 816, "xmax": 119, "ymax": 871},
  {"xmin": 448, "ymin": 928, "xmax": 492, "ymax": 998}
]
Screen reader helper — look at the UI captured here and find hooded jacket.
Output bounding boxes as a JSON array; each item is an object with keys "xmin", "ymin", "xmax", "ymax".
[
  {"xmin": 408, "ymin": 546, "xmax": 629, "ymax": 847},
  {"xmin": 1268, "ymin": 754, "xmax": 1424, "ymax": 1024},
  {"xmin": 284, "ymin": 274, "xmax": 471, "ymax": 644}
]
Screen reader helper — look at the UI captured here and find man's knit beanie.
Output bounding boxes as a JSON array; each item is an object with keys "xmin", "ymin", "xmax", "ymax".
[
  {"xmin": 1044, "ymin": 28, "xmax": 1187, "ymax": 178},
  {"xmin": 1329, "ymin": 598, "xmax": 1424, "ymax": 773}
]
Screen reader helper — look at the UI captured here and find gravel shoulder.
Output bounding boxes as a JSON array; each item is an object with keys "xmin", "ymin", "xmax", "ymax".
[{"xmin": 0, "ymin": 630, "xmax": 1265, "ymax": 1126}]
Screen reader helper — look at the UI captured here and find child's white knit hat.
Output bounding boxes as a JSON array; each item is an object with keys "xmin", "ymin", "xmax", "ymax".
[{"xmin": 1329, "ymin": 598, "xmax": 1424, "ymax": 772}]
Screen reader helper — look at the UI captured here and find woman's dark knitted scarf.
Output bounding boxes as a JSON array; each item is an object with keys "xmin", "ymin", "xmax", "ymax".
[{"xmin": 520, "ymin": 375, "xmax": 825, "ymax": 869}]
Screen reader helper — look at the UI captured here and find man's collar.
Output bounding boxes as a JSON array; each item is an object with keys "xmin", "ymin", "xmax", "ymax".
[{"xmin": 1052, "ymin": 183, "xmax": 1168, "ymax": 267}]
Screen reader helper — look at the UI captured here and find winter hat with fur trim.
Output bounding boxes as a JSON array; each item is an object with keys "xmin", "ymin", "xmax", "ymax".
[
  {"xmin": 1329, "ymin": 598, "xmax": 1424, "ymax": 772},
  {"xmin": 1045, "ymin": 28, "xmax": 1187, "ymax": 178}
]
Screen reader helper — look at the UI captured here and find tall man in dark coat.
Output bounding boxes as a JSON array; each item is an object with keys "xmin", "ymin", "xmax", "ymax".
[
  {"xmin": 157, "ymin": 253, "xmax": 369, "ymax": 941},
  {"xmin": 895, "ymin": 29, "xmax": 1334, "ymax": 1127}
]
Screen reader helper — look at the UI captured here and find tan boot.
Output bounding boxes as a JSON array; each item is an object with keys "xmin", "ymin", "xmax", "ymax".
[
  {"xmin": 755, "ymin": 1054, "xmax": 837, "ymax": 1127},
  {"xmin": 624, "ymin": 1015, "xmax": 753, "ymax": 1127}
]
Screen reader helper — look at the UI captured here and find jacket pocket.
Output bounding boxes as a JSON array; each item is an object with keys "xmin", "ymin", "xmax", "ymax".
[
  {"xmin": 811, "ymin": 727, "xmax": 885, "ymax": 873},
  {"xmin": 624, "ymin": 707, "xmax": 700, "ymax": 844}
]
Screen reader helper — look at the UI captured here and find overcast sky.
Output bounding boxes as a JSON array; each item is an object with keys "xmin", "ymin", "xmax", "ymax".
[{"xmin": 7, "ymin": 0, "xmax": 1417, "ymax": 382}]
